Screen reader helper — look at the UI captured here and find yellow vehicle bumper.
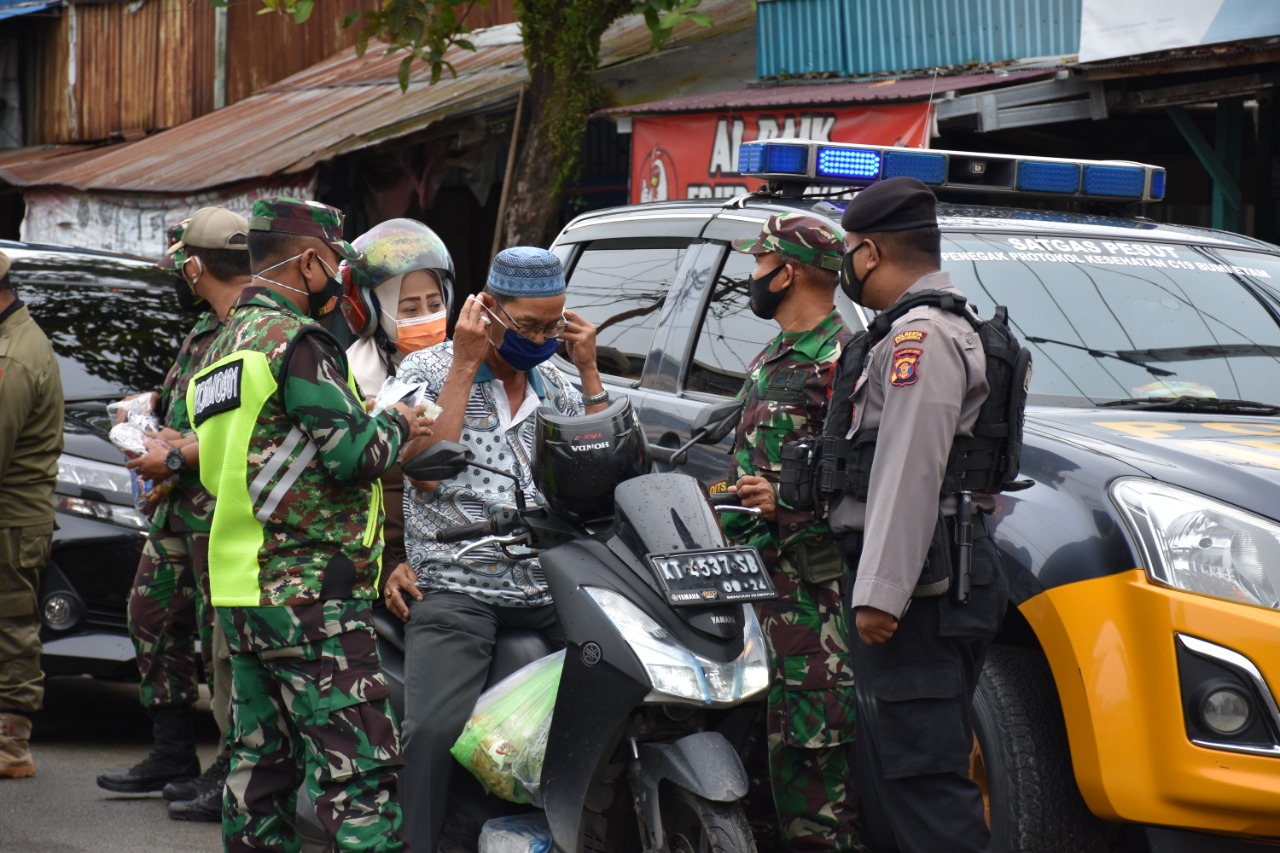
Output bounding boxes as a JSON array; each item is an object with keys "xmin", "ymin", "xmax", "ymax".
[{"xmin": 1021, "ymin": 569, "xmax": 1280, "ymax": 838}]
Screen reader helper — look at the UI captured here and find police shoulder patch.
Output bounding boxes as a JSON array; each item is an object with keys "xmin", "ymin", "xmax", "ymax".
[
  {"xmin": 890, "ymin": 347, "xmax": 922, "ymax": 387},
  {"xmin": 893, "ymin": 329, "xmax": 926, "ymax": 346},
  {"xmin": 192, "ymin": 359, "xmax": 244, "ymax": 426}
]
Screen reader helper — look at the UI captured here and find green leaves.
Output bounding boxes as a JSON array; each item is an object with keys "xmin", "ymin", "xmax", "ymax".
[{"xmin": 633, "ymin": 0, "xmax": 710, "ymax": 50}]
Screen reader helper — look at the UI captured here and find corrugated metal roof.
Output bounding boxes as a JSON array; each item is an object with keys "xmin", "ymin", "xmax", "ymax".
[
  {"xmin": 0, "ymin": 145, "xmax": 98, "ymax": 184},
  {"xmin": 757, "ymin": 0, "xmax": 1081, "ymax": 79},
  {"xmin": 12, "ymin": 0, "xmax": 754, "ymax": 193},
  {"xmin": 597, "ymin": 69, "xmax": 1055, "ymax": 115}
]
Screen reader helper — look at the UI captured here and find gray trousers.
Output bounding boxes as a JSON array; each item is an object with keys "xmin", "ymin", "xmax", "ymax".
[{"xmin": 401, "ymin": 590, "xmax": 559, "ymax": 853}]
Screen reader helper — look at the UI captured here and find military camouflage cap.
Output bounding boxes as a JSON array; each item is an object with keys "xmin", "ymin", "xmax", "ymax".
[
  {"xmin": 732, "ymin": 213, "xmax": 845, "ymax": 272},
  {"xmin": 158, "ymin": 207, "xmax": 248, "ymax": 270},
  {"xmin": 157, "ymin": 218, "xmax": 191, "ymax": 270},
  {"xmin": 248, "ymin": 197, "xmax": 360, "ymax": 261}
]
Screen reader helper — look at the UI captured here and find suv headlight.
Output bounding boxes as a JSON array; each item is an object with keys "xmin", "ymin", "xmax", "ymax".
[
  {"xmin": 1111, "ymin": 477, "xmax": 1280, "ymax": 609},
  {"xmin": 582, "ymin": 586, "xmax": 770, "ymax": 706},
  {"xmin": 56, "ymin": 454, "xmax": 149, "ymax": 531}
]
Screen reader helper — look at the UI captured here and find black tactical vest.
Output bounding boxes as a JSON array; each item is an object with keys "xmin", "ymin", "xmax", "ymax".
[{"xmin": 817, "ymin": 290, "xmax": 1031, "ymax": 501}]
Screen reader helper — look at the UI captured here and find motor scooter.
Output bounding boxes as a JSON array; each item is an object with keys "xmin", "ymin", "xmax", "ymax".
[{"xmin": 380, "ymin": 397, "xmax": 770, "ymax": 853}]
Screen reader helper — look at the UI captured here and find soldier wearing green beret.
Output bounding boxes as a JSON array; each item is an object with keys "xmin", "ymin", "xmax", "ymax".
[
  {"xmin": 186, "ymin": 198, "xmax": 434, "ymax": 851},
  {"xmin": 724, "ymin": 212, "xmax": 864, "ymax": 852}
]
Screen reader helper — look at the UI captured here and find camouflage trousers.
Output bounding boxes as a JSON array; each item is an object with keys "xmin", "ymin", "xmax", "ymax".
[
  {"xmin": 758, "ymin": 552, "xmax": 865, "ymax": 852},
  {"xmin": 220, "ymin": 600, "xmax": 405, "ymax": 852},
  {"xmin": 0, "ymin": 524, "xmax": 52, "ymax": 714},
  {"xmin": 128, "ymin": 524, "xmax": 214, "ymax": 710}
]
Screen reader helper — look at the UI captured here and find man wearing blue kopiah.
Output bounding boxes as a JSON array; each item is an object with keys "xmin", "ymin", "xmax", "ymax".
[{"xmin": 388, "ymin": 247, "xmax": 610, "ymax": 852}]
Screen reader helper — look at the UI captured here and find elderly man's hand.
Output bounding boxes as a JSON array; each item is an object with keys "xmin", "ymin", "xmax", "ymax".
[
  {"xmin": 383, "ymin": 562, "xmax": 423, "ymax": 621},
  {"xmin": 560, "ymin": 309, "xmax": 598, "ymax": 373}
]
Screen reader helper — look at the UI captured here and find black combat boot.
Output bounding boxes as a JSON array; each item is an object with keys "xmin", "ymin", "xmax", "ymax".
[
  {"xmin": 163, "ymin": 750, "xmax": 229, "ymax": 802},
  {"xmin": 167, "ymin": 752, "xmax": 229, "ymax": 821},
  {"xmin": 96, "ymin": 705, "xmax": 201, "ymax": 793}
]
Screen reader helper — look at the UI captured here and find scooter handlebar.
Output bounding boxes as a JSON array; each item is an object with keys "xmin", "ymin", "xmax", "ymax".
[
  {"xmin": 432, "ymin": 520, "xmax": 494, "ymax": 543},
  {"xmin": 707, "ymin": 491, "xmax": 741, "ymax": 507}
]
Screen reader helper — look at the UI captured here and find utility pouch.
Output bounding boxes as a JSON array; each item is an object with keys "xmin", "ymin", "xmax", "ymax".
[
  {"xmin": 779, "ymin": 439, "xmax": 817, "ymax": 511},
  {"xmin": 913, "ymin": 515, "xmax": 953, "ymax": 598},
  {"xmin": 817, "ymin": 435, "xmax": 848, "ymax": 497},
  {"xmin": 794, "ymin": 537, "xmax": 845, "ymax": 585}
]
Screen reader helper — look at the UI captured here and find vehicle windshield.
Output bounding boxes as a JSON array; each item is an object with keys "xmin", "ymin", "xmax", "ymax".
[
  {"xmin": 942, "ymin": 234, "xmax": 1280, "ymax": 407},
  {"xmin": 16, "ymin": 253, "xmax": 187, "ymax": 402}
]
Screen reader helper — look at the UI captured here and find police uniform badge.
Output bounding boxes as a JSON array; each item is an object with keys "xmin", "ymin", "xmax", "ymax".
[{"xmin": 891, "ymin": 347, "xmax": 922, "ymax": 386}]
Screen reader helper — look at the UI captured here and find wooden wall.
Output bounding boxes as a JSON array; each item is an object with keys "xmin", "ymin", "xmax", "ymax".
[{"xmin": 27, "ymin": 0, "xmax": 520, "ymax": 144}]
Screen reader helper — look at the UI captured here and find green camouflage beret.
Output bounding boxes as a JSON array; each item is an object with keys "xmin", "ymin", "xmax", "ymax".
[
  {"xmin": 732, "ymin": 212, "xmax": 845, "ymax": 271},
  {"xmin": 248, "ymin": 197, "xmax": 360, "ymax": 261}
]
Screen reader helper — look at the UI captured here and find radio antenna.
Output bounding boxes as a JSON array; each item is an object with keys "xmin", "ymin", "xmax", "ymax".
[{"xmin": 923, "ymin": 67, "xmax": 940, "ymax": 148}]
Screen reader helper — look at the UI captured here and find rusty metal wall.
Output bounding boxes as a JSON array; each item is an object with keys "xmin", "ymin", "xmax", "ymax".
[{"xmin": 29, "ymin": 0, "xmax": 521, "ymax": 144}]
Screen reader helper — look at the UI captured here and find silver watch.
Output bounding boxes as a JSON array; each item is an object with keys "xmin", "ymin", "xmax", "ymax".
[{"xmin": 582, "ymin": 389, "xmax": 610, "ymax": 406}]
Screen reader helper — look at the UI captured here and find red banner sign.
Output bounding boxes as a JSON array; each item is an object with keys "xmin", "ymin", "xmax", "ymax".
[{"xmin": 630, "ymin": 104, "xmax": 931, "ymax": 204}]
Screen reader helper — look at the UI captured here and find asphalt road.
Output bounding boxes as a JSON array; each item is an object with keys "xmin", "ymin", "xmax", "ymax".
[{"xmin": 0, "ymin": 676, "xmax": 223, "ymax": 853}]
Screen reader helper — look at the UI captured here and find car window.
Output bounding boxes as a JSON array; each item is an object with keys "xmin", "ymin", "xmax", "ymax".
[
  {"xmin": 564, "ymin": 239, "xmax": 688, "ymax": 380},
  {"xmin": 17, "ymin": 255, "xmax": 186, "ymax": 401},
  {"xmin": 686, "ymin": 249, "xmax": 781, "ymax": 397},
  {"xmin": 944, "ymin": 234, "xmax": 1280, "ymax": 405}
]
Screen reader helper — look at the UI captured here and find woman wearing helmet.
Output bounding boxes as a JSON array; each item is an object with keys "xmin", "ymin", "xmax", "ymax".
[
  {"xmin": 342, "ymin": 218, "xmax": 456, "ymax": 394},
  {"xmin": 341, "ymin": 218, "xmax": 455, "ymax": 582}
]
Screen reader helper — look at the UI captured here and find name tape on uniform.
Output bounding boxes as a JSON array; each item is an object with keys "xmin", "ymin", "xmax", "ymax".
[{"xmin": 193, "ymin": 360, "xmax": 244, "ymax": 426}]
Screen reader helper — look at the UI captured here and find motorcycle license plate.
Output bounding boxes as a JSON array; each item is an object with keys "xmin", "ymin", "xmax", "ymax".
[{"xmin": 646, "ymin": 548, "xmax": 776, "ymax": 607}]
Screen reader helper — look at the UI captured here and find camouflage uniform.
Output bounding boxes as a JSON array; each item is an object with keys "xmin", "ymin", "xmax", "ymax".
[
  {"xmin": 129, "ymin": 309, "xmax": 221, "ymax": 711},
  {"xmin": 189, "ymin": 198, "xmax": 408, "ymax": 852},
  {"xmin": 724, "ymin": 213, "xmax": 863, "ymax": 852}
]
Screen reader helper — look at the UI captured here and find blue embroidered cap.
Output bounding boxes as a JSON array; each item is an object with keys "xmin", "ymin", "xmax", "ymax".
[{"xmin": 486, "ymin": 247, "xmax": 566, "ymax": 298}]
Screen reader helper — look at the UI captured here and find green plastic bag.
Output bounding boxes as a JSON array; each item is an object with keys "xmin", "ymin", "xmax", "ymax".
[{"xmin": 451, "ymin": 649, "xmax": 565, "ymax": 804}]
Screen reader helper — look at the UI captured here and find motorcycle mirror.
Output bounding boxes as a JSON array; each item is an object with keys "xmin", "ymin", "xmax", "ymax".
[
  {"xmin": 402, "ymin": 441, "xmax": 473, "ymax": 481},
  {"xmin": 692, "ymin": 400, "xmax": 744, "ymax": 445}
]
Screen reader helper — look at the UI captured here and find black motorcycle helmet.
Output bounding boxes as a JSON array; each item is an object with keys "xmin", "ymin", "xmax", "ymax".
[{"xmin": 534, "ymin": 396, "xmax": 652, "ymax": 524}]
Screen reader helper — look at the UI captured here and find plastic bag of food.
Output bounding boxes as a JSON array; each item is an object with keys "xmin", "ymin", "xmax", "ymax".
[
  {"xmin": 451, "ymin": 650, "xmax": 564, "ymax": 804},
  {"xmin": 107, "ymin": 394, "xmax": 163, "ymax": 432},
  {"xmin": 478, "ymin": 813, "xmax": 552, "ymax": 853},
  {"xmin": 106, "ymin": 397, "xmax": 177, "ymax": 516}
]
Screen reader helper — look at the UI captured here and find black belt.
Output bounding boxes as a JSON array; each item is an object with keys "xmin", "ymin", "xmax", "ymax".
[{"xmin": 832, "ymin": 513, "xmax": 991, "ymax": 564}]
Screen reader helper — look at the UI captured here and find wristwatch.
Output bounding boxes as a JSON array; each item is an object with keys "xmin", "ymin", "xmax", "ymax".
[
  {"xmin": 583, "ymin": 389, "xmax": 610, "ymax": 406},
  {"xmin": 165, "ymin": 447, "xmax": 186, "ymax": 474}
]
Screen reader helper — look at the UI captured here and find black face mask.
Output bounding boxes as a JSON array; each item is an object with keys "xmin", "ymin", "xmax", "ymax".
[
  {"xmin": 747, "ymin": 263, "xmax": 789, "ymax": 320},
  {"xmin": 839, "ymin": 240, "xmax": 872, "ymax": 305},
  {"xmin": 172, "ymin": 271, "xmax": 207, "ymax": 314},
  {"xmin": 301, "ymin": 257, "xmax": 344, "ymax": 321}
]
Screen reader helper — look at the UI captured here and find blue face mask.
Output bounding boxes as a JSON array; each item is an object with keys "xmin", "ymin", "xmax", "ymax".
[{"xmin": 483, "ymin": 304, "xmax": 560, "ymax": 371}]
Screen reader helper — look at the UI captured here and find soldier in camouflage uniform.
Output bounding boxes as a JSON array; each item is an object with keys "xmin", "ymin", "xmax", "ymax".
[
  {"xmin": 187, "ymin": 198, "xmax": 432, "ymax": 852},
  {"xmin": 723, "ymin": 213, "xmax": 864, "ymax": 852},
  {"xmin": 97, "ymin": 209, "xmax": 251, "ymax": 822}
]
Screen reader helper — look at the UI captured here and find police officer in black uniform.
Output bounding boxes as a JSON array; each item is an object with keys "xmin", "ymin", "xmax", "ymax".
[{"xmin": 825, "ymin": 178, "xmax": 1011, "ymax": 852}]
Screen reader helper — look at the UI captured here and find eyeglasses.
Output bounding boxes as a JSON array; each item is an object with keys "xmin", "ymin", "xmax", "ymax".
[{"xmin": 494, "ymin": 300, "xmax": 569, "ymax": 340}]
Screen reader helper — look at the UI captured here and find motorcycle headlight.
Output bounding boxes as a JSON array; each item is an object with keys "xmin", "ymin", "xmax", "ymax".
[
  {"xmin": 56, "ymin": 454, "xmax": 149, "ymax": 531},
  {"xmin": 583, "ymin": 586, "xmax": 770, "ymax": 707},
  {"xmin": 1111, "ymin": 478, "xmax": 1280, "ymax": 610}
]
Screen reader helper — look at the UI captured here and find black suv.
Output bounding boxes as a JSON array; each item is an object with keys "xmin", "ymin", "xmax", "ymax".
[
  {"xmin": 549, "ymin": 142, "xmax": 1280, "ymax": 853},
  {"xmin": 7, "ymin": 242, "xmax": 185, "ymax": 680}
]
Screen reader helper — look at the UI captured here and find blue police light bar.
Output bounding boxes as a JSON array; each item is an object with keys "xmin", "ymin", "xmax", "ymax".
[{"xmin": 736, "ymin": 140, "xmax": 1166, "ymax": 202}]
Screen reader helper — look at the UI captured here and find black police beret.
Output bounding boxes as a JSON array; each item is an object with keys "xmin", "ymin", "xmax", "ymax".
[{"xmin": 841, "ymin": 177, "xmax": 938, "ymax": 234}]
